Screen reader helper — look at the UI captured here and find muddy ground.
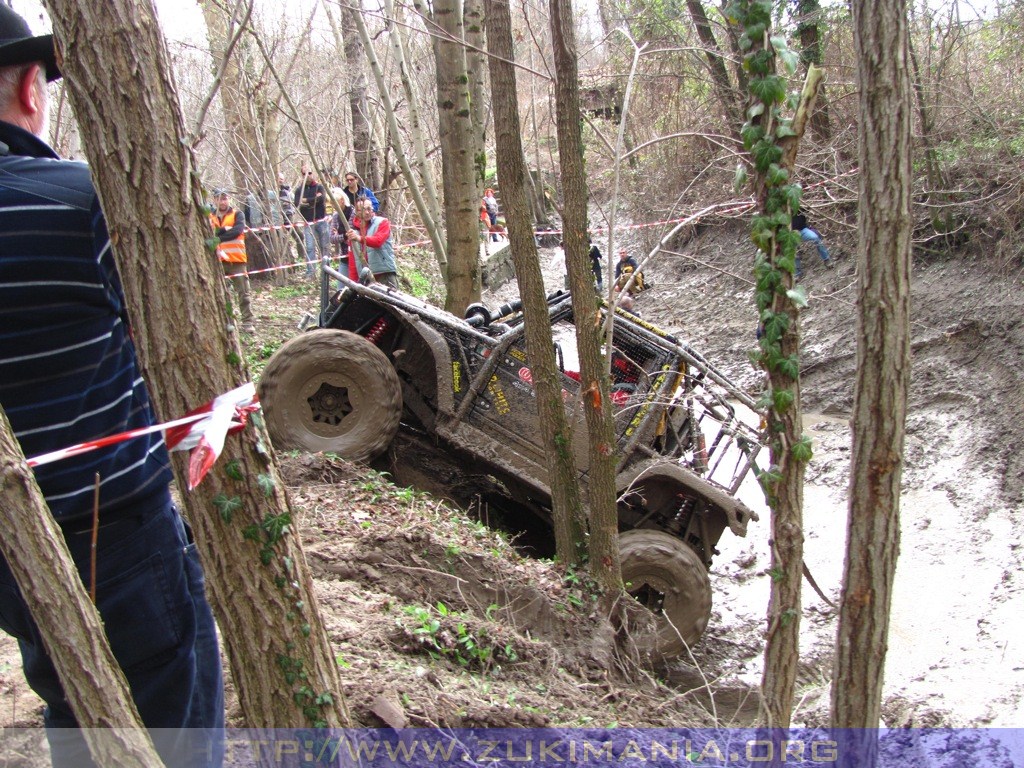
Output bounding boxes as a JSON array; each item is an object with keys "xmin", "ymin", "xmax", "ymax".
[{"xmin": 1, "ymin": 219, "xmax": 1021, "ymax": 749}]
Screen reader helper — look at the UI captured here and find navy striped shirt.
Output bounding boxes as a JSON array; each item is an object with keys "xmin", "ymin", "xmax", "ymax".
[{"xmin": 0, "ymin": 121, "xmax": 171, "ymax": 523}]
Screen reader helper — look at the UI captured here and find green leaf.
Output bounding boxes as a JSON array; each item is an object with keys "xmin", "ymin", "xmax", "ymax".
[
  {"xmin": 778, "ymin": 353, "xmax": 800, "ymax": 379},
  {"xmin": 772, "ymin": 388, "xmax": 795, "ymax": 412},
  {"xmin": 771, "ymin": 36, "xmax": 800, "ymax": 75},
  {"xmin": 734, "ymin": 163, "xmax": 749, "ymax": 193},
  {"xmin": 776, "ymin": 122, "xmax": 797, "ymax": 139},
  {"xmin": 752, "ymin": 139, "xmax": 784, "ymax": 173},
  {"xmin": 749, "ymin": 75, "xmax": 787, "ymax": 106},
  {"xmin": 746, "ymin": 102, "xmax": 765, "ymax": 120},
  {"xmin": 257, "ymin": 472, "xmax": 277, "ymax": 497},
  {"xmin": 792, "ymin": 435, "xmax": 814, "ymax": 463},
  {"xmin": 741, "ymin": 123, "xmax": 765, "ymax": 149},
  {"xmin": 766, "ymin": 163, "xmax": 789, "ymax": 186},
  {"xmin": 786, "ymin": 284, "xmax": 809, "ymax": 308}
]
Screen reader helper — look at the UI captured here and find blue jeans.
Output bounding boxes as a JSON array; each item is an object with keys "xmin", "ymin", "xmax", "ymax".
[
  {"xmin": 0, "ymin": 493, "xmax": 224, "ymax": 767},
  {"xmin": 796, "ymin": 227, "xmax": 831, "ymax": 276},
  {"xmin": 303, "ymin": 220, "xmax": 331, "ymax": 276}
]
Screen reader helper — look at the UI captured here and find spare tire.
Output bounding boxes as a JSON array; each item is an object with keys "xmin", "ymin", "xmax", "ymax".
[
  {"xmin": 618, "ymin": 529, "xmax": 712, "ymax": 658},
  {"xmin": 258, "ymin": 329, "xmax": 402, "ymax": 462}
]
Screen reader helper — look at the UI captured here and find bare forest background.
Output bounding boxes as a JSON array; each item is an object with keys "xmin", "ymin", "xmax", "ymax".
[
  {"xmin": 32, "ymin": 0, "xmax": 1020, "ymax": 287},
  {"xmin": 2, "ymin": 0, "xmax": 1022, "ymax": 749}
]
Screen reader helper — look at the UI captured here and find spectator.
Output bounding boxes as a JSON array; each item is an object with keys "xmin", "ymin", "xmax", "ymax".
[
  {"xmin": 589, "ymin": 239, "xmax": 604, "ymax": 293},
  {"xmin": 337, "ymin": 171, "xmax": 379, "ymax": 256},
  {"xmin": 294, "ymin": 165, "xmax": 329, "ymax": 278},
  {"xmin": 614, "ymin": 248, "xmax": 645, "ymax": 311},
  {"xmin": 210, "ymin": 189, "xmax": 255, "ymax": 334},
  {"xmin": 0, "ymin": 7, "xmax": 224, "ymax": 766},
  {"xmin": 348, "ymin": 198, "xmax": 398, "ymax": 289},
  {"xmin": 483, "ymin": 188, "xmax": 500, "ymax": 242},
  {"xmin": 791, "ymin": 211, "xmax": 833, "ymax": 279},
  {"xmin": 276, "ymin": 172, "xmax": 303, "ymax": 262}
]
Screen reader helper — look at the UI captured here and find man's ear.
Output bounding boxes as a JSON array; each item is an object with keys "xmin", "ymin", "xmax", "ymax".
[{"xmin": 18, "ymin": 65, "xmax": 44, "ymax": 116}]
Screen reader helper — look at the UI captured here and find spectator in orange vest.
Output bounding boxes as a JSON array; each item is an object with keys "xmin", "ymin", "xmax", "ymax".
[{"xmin": 210, "ymin": 189, "xmax": 254, "ymax": 334}]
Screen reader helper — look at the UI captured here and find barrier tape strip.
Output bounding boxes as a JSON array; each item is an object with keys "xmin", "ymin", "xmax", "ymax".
[
  {"xmin": 231, "ymin": 168, "xmax": 859, "ymax": 277},
  {"xmin": 27, "ymin": 383, "xmax": 260, "ymax": 491}
]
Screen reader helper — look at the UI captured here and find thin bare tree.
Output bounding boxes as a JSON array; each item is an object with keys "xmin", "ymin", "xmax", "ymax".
[
  {"xmin": 831, "ymin": 0, "xmax": 912, "ymax": 753},
  {"xmin": 44, "ymin": 0, "xmax": 349, "ymax": 728}
]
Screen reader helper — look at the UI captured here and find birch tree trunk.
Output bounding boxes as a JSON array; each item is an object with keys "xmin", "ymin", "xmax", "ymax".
[
  {"xmin": 831, "ymin": 0, "xmax": 912, "ymax": 746},
  {"xmin": 201, "ymin": 0, "xmax": 266, "ymax": 193},
  {"xmin": 384, "ymin": 0, "xmax": 446, "ymax": 243},
  {"xmin": 486, "ymin": 0, "xmax": 588, "ymax": 567},
  {"xmin": 417, "ymin": 0, "xmax": 483, "ymax": 314},
  {"xmin": 550, "ymin": 0, "xmax": 621, "ymax": 587},
  {"xmin": 465, "ymin": 0, "xmax": 489, "ymax": 187},
  {"xmin": 350, "ymin": 7, "xmax": 449, "ymax": 273},
  {"xmin": 45, "ymin": 0, "xmax": 348, "ymax": 728},
  {"xmin": 0, "ymin": 411, "xmax": 160, "ymax": 766}
]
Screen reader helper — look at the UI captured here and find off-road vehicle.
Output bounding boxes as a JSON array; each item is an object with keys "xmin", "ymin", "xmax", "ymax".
[{"xmin": 258, "ymin": 268, "xmax": 764, "ymax": 656}]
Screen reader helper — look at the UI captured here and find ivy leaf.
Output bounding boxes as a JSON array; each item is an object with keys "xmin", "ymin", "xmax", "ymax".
[
  {"xmin": 771, "ymin": 36, "xmax": 800, "ymax": 75},
  {"xmin": 734, "ymin": 163, "xmax": 749, "ymax": 193},
  {"xmin": 741, "ymin": 122, "xmax": 765, "ymax": 150},
  {"xmin": 749, "ymin": 75, "xmax": 787, "ymax": 106},
  {"xmin": 766, "ymin": 163, "xmax": 789, "ymax": 186},
  {"xmin": 778, "ymin": 353, "xmax": 800, "ymax": 379},
  {"xmin": 752, "ymin": 139, "xmax": 783, "ymax": 173},
  {"xmin": 792, "ymin": 435, "xmax": 814, "ymax": 463},
  {"xmin": 772, "ymin": 388, "xmax": 795, "ymax": 412},
  {"xmin": 776, "ymin": 122, "xmax": 798, "ymax": 139},
  {"xmin": 786, "ymin": 284, "xmax": 809, "ymax": 308},
  {"xmin": 205, "ymin": 237, "xmax": 220, "ymax": 252}
]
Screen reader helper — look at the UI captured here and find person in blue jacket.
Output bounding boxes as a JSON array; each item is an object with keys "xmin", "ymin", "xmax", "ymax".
[{"xmin": 0, "ymin": 6, "xmax": 223, "ymax": 766}]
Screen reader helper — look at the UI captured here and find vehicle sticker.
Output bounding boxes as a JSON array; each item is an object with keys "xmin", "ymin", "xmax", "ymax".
[
  {"xmin": 487, "ymin": 375, "xmax": 511, "ymax": 415},
  {"xmin": 508, "ymin": 348, "xmax": 527, "ymax": 363},
  {"xmin": 518, "ymin": 367, "xmax": 533, "ymax": 384},
  {"xmin": 452, "ymin": 361, "xmax": 462, "ymax": 393}
]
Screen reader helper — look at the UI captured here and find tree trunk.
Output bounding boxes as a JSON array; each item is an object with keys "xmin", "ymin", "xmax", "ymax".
[
  {"xmin": 45, "ymin": 0, "xmax": 349, "ymax": 728},
  {"xmin": 831, "ymin": 0, "xmax": 912, "ymax": 747},
  {"xmin": 201, "ymin": 0, "xmax": 266, "ymax": 194},
  {"xmin": 795, "ymin": 0, "xmax": 832, "ymax": 140},
  {"xmin": 338, "ymin": 0, "xmax": 379, "ymax": 191},
  {"xmin": 417, "ymin": 0, "xmax": 483, "ymax": 314},
  {"xmin": 550, "ymin": 0, "xmax": 621, "ymax": 588},
  {"xmin": 0, "ymin": 411, "xmax": 161, "ymax": 766},
  {"xmin": 465, "ymin": 0, "xmax": 489, "ymax": 188},
  {"xmin": 486, "ymin": 0, "xmax": 587, "ymax": 569},
  {"xmin": 351, "ymin": 6, "xmax": 448, "ymax": 274},
  {"xmin": 685, "ymin": 1, "xmax": 742, "ymax": 141},
  {"xmin": 384, "ymin": 0, "xmax": 446, "ymax": 251}
]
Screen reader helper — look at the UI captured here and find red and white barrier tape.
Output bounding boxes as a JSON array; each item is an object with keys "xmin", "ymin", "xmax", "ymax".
[{"xmin": 27, "ymin": 383, "xmax": 260, "ymax": 491}]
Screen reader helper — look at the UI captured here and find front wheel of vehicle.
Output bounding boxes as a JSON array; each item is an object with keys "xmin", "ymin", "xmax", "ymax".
[
  {"xmin": 618, "ymin": 529, "xmax": 712, "ymax": 658},
  {"xmin": 258, "ymin": 329, "xmax": 402, "ymax": 462}
]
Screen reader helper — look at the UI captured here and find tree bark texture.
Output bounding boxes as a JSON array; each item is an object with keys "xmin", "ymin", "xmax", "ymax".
[
  {"xmin": 419, "ymin": 0, "xmax": 484, "ymax": 314},
  {"xmin": 339, "ymin": 0, "xmax": 379, "ymax": 192},
  {"xmin": 486, "ymin": 0, "xmax": 588, "ymax": 568},
  {"xmin": 464, "ymin": 0, "xmax": 489, "ymax": 188},
  {"xmin": 45, "ymin": 0, "xmax": 348, "ymax": 728},
  {"xmin": 384, "ymin": 0, "xmax": 446, "ymax": 255},
  {"xmin": 201, "ymin": 1, "xmax": 267, "ymax": 194},
  {"xmin": 831, "ymin": 0, "xmax": 912, "ymax": 740},
  {"xmin": 795, "ymin": 0, "xmax": 832, "ymax": 140},
  {"xmin": 550, "ymin": 0, "xmax": 621, "ymax": 587},
  {"xmin": 686, "ymin": 1, "xmax": 742, "ymax": 141},
  {"xmin": 352, "ymin": 6, "xmax": 448, "ymax": 273},
  {"xmin": 0, "ymin": 409, "xmax": 160, "ymax": 765}
]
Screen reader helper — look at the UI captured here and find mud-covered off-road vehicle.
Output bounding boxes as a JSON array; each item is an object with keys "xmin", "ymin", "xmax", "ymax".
[{"xmin": 259, "ymin": 268, "xmax": 765, "ymax": 657}]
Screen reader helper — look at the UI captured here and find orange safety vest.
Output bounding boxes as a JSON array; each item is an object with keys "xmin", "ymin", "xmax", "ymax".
[{"xmin": 210, "ymin": 208, "xmax": 247, "ymax": 264}]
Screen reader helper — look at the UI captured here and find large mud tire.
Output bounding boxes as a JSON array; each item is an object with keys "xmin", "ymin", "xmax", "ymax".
[
  {"xmin": 258, "ymin": 329, "xmax": 402, "ymax": 462},
  {"xmin": 619, "ymin": 529, "xmax": 712, "ymax": 658}
]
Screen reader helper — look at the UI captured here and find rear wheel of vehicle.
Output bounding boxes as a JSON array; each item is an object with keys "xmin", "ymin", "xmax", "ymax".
[
  {"xmin": 258, "ymin": 329, "xmax": 402, "ymax": 462},
  {"xmin": 618, "ymin": 529, "xmax": 712, "ymax": 658}
]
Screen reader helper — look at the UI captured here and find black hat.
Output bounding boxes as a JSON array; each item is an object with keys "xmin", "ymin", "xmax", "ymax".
[{"xmin": 0, "ymin": 6, "xmax": 61, "ymax": 82}]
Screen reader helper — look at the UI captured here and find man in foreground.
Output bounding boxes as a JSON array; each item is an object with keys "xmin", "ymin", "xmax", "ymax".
[{"xmin": 0, "ymin": 7, "xmax": 223, "ymax": 766}]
